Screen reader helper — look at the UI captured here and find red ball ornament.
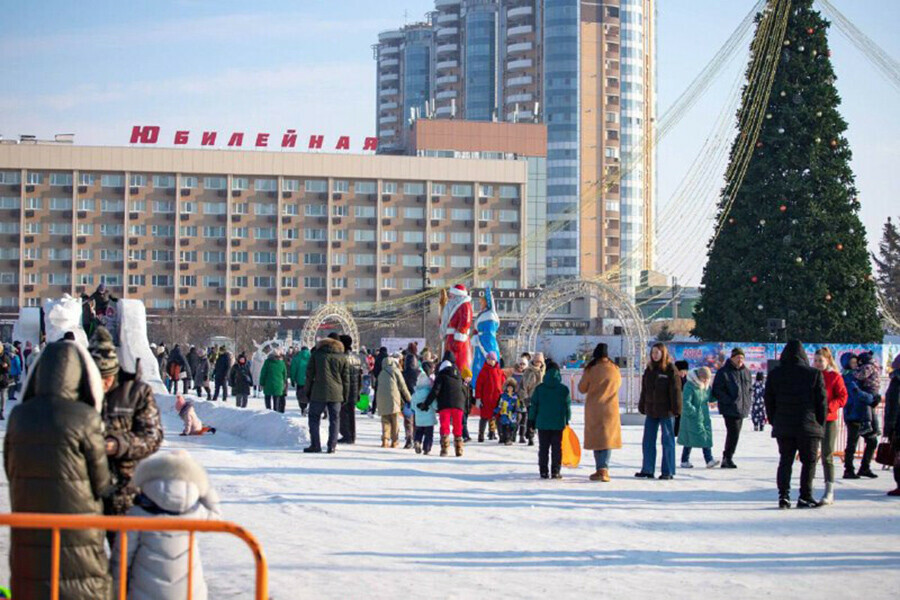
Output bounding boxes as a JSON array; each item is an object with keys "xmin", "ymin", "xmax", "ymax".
[
  {"xmin": 836, "ymin": 243, "xmax": 843, "ymax": 251},
  {"xmin": 751, "ymin": 276, "xmax": 758, "ymax": 283},
  {"xmin": 756, "ymin": 141, "xmax": 764, "ymax": 148},
  {"xmin": 830, "ymin": 139, "xmax": 838, "ymax": 148},
  {"xmin": 825, "ymin": 293, "xmax": 832, "ymax": 302},
  {"xmin": 779, "ymin": 205, "xmax": 787, "ymax": 212},
  {"xmin": 807, "ymin": 27, "xmax": 814, "ymax": 34}
]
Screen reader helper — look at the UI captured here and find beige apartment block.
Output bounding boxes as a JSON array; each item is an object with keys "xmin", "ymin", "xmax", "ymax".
[{"xmin": 0, "ymin": 144, "xmax": 529, "ymax": 318}]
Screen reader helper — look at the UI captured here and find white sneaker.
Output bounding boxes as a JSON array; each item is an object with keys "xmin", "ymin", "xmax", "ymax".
[
  {"xmin": 706, "ymin": 459, "xmax": 721, "ymax": 468},
  {"xmin": 819, "ymin": 483, "xmax": 834, "ymax": 506},
  {"xmin": 680, "ymin": 461, "xmax": 694, "ymax": 469}
]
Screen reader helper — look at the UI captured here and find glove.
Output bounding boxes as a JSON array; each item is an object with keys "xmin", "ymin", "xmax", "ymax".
[{"xmin": 417, "ymin": 402, "xmax": 428, "ymax": 411}]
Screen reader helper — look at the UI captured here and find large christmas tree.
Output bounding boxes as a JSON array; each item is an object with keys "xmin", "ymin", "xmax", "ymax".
[
  {"xmin": 693, "ymin": 0, "xmax": 882, "ymax": 343},
  {"xmin": 874, "ymin": 216, "xmax": 900, "ymax": 329}
]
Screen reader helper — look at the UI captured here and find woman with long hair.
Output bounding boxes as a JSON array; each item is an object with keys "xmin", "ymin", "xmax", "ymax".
[
  {"xmin": 813, "ymin": 347, "xmax": 848, "ymax": 505},
  {"xmin": 635, "ymin": 343, "xmax": 683, "ymax": 480}
]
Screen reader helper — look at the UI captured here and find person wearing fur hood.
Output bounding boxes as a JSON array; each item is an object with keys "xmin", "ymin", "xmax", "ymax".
[
  {"xmin": 111, "ymin": 450, "xmax": 221, "ymax": 600},
  {"xmin": 376, "ymin": 353, "xmax": 411, "ymax": 448},
  {"xmin": 5, "ymin": 340, "xmax": 113, "ymax": 599},
  {"xmin": 677, "ymin": 367, "xmax": 719, "ymax": 469}
]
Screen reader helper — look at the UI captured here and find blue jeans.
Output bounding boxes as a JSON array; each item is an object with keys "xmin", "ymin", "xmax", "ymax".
[
  {"xmin": 594, "ymin": 449, "xmax": 612, "ymax": 470},
  {"xmin": 641, "ymin": 417, "xmax": 676, "ymax": 476},
  {"xmin": 681, "ymin": 446, "xmax": 714, "ymax": 464}
]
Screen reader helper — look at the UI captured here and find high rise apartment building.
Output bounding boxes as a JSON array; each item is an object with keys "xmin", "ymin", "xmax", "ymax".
[{"xmin": 374, "ymin": 0, "xmax": 655, "ymax": 293}]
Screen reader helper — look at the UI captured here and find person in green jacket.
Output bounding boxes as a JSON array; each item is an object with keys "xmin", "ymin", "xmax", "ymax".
[
  {"xmin": 258, "ymin": 349, "xmax": 288, "ymax": 413},
  {"xmin": 678, "ymin": 367, "xmax": 720, "ymax": 469},
  {"xmin": 528, "ymin": 360, "xmax": 572, "ymax": 480},
  {"xmin": 290, "ymin": 347, "xmax": 312, "ymax": 416}
]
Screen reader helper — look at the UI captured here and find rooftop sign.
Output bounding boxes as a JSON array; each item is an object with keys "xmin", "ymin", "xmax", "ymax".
[{"xmin": 129, "ymin": 126, "xmax": 378, "ymax": 152}]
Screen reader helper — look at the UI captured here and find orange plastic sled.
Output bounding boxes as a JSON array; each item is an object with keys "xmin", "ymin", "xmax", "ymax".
[{"xmin": 561, "ymin": 426, "xmax": 582, "ymax": 468}]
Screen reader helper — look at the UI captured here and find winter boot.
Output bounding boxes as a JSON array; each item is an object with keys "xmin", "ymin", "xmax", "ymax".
[
  {"xmin": 857, "ymin": 466, "xmax": 878, "ymax": 479},
  {"xmin": 209, "ymin": 427, "xmax": 216, "ymax": 435},
  {"xmin": 404, "ymin": 439, "xmax": 413, "ymax": 450},
  {"xmin": 819, "ymin": 482, "xmax": 834, "ymax": 506},
  {"xmin": 488, "ymin": 420, "xmax": 497, "ymax": 440},
  {"xmin": 454, "ymin": 437, "xmax": 464, "ymax": 457},
  {"xmin": 414, "ymin": 441, "xmax": 423, "ymax": 454},
  {"xmin": 551, "ymin": 471, "xmax": 562, "ymax": 480},
  {"xmin": 440, "ymin": 436, "xmax": 450, "ymax": 457},
  {"xmin": 478, "ymin": 419, "xmax": 487, "ymax": 443},
  {"xmin": 381, "ymin": 439, "xmax": 390, "ymax": 449},
  {"xmin": 706, "ymin": 459, "xmax": 721, "ymax": 468},
  {"xmin": 590, "ymin": 469, "xmax": 611, "ymax": 482},
  {"xmin": 796, "ymin": 496, "xmax": 820, "ymax": 509},
  {"xmin": 778, "ymin": 495, "xmax": 792, "ymax": 509},
  {"xmin": 391, "ymin": 439, "xmax": 400, "ymax": 449},
  {"xmin": 887, "ymin": 488, "xmax": 900, "ymax": 497},
  {"xmin": 843, "ymin": 468, "xmax": 860, "ymax": 479}
]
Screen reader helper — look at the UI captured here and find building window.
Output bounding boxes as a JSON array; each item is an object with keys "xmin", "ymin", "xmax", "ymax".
[
  {"xmin": 26, "ymin": 172, "xmax": 44, "ymax": 185},
  {"xmin": 498, "ymin": 210, "xmax": 519, "ymax": 222},
  {"xmin": 432, "ymin": 183, "xmax": 446, "ymax": 196},
  {"xmin": 403, "ymin": 182, "xmax": 424, "ymax": 196},
  {"xmin": 430, "ymin": 231, "xmax": 446, "ymax": 244},
  {"xmin": 151, "ymin": 225, "xmax": 174, "ymax": 237},
  {"xmin": 305, "ymin": 204, "xmax": 327, "ymax": 217},
  {"xmin": 153, "ymin": 175, "xmax": 174, "ymax": 188},
  {"xmin": 179, "ymin": 225, "xmax": 198, "ymax": 237},
  {"xmin": 179, "ymin": 250, "xmax": 197, "ymax": 263},
  {"xmin": 101, "ymin": 174, "xmax": 124, "ymax": 188},
  {"xmin": 430, "ymin": 255, "xmax": 445, "ymax": 268},
  {"xmin": 403, "ymin": 206, "xmax": 424, "ymax": 219},
  {"xmin": 450, "ymin": 232, "xmax": 472, "ymax": 244},
  {"xmin": 255, "ymin": 178, "xmax": 277, "ymax": 192},
  {"xmin": 383, "ymin": 182, "xmax": 397, "ymax": 194},
  {"xmin": 381, "ymin": 254, "xmax": 397, "ymax": 266},
  {"xmin": 0, "ymin": 196, "xmax": 20, "ymax": 209},
  {"xmin": 232, "ymin": 177, "xmax": 249, "ymax": 191},
  {"xmin": 180, "ymin": 275, "xmax": 197, "ymax": 287},
  {"xmin": 353, "ymin": 253, "xmax": 375, "ymax": 266},
  {"xmin": 253, "ymin": 227, "xmax": 276, "ymax": 240},
  {"xmin": 282, "ymin": 252, "xmax": 297, "ymax": 264},
  {"xmin": 181, "ymin": 201, "xmax": 196, "ymax": 214},
  {"xmin": 130, "ymin": 174, "xmax": 146, "ymax": 187},
  {"xmin": 282, "ymin": 228, "xmax": 298, "ymax": 240},
  {"xmin": 101, "ymin": 199, "xmax": 124, "ymax": 213},
  {"xmin": 204, "ymin": 177, "xmax": 226, "ymax": 190},
  {"xmin": 382, "ymin": 230, "xmax": 398, "ymax": 243},
  {"xmin": 333, "ymin": 180, "xmax": 349, "ymax": 193},
  {"xmin": 203, "ymin": 251, "xmax": 225, "ymax": 263},
  {"xmin": 49, "ymin": 197, "xmax": 72, "ymax": 211},
  {"xmin": 253, "ymin": 276, "xmax": 275, "ymax": 288},
  {"xmin": 354, "ymin": 229, "xmax": 375, "ymax": 242},
  {"xmin": 402, "ymin": 231, "xmax": 424, "ymax": 243},
  {"xmin": 50, "ymin": 173, "xmax": 72, "ymax": 186},
  {"xmin": 355, "ymin": 181, "xmax": 376, "ymax": 194},
  {"xmin": 499, "ymin": 185, "xmax": 519, "ymax": 199},
  {"xmin": 451, "ymin": 208, "xmax": 473, "ymax": 220},
  {"xmin": 48, "ymin": 222, "xmax": 72, "ymax": 235},
  {"xmin": 129, "ymin": 199, "xmax": 145, "ymax": 213},
  {"xmin": 100, "ymin": 223, "xmax": 123, "ymax": 236},
  {"xmin": 451, "ymin": 184, "xmax": 473, "ymax": 198},
  {"xmin": 304, "ymin": 276, "xmax": 326, "ymax": 288},
  {"xmin": 332, "ymin": 277, "xmax": 347, "ymax": 289},
  {"xmin": 231, "ymin": 251, "xmax": 248, "ymax": 263},
  {"xmin": 203, "ymin": 202, "xmax": 227, "ymax": 215},
  {"xmin": 254, "ymin": 251, "xmax": 276, "ymax": 264},
  {"xmin": 128, "ymin": 249, "xmax": 146, "ymax": 261},
  {"xmin": 332, "ymin": 205, "xmax": 347, "ymax": 217},
  {"xmin": 129, "ymin": 224, "xmax": 146, "ymax": 236},
  {"xmin": 305, "ymin": 228, "xmax": 326, "ymax": 241},
  {"xmin": 283, "ymin": 203, "xmax": 298, "ymax": 216},
  {"xmin": 303, "ymin": 253, "xmax": 325, "ymax": 265},
  {"xmin": 25, "ymin": 197, "xmax": 42, "ymax": 210},
  {"xmin": 479, "ymin": 185, "xmax": 493, "ymax": 198},
  {"xmin": 76, "ymin": 249, "xmax": 93, "ymax": 260},
  {"xmin": 282, "ymin": 276, "xmax": 298, "ymax": 288},
  {"xmin": 153, "ymin": 200, "xmax": 175, "ymax": 214},
  {"xmin": 354, "ymin": 278, "xmax": 375, "ymax": 289},
  {"xmin": 479, "ymin": 210, "xmax": 493, "ymax": 221},
  {"xmin": 332, "ymin": 253, "xmax": 347, "ymax": 265},
  {"xmin": 181, "ymin": 176, "xmax": 198, "ymax": 189},
  {"xmin": 305, "ymin": 179, "xmax": 327, "ymax": 193},
  {"xmin": 354, "ymin": 205, "xmax": 375, "ymax": 218},
  {"xmin": 232, "ymin": 227, "xmax": 248, "ymax": 239},
  {"xmin": 402, "ymin": 254, "xmax": 424, "ymax": 267},
  {"xmin": 233, "ymin": 202, "xmax": 248, "ymax": 215},
  {"xmin": 232, "ymin": 276, "xmax": 248, "ymax": 288},
  {"xmin": 382, "ymin": 206, "xmax": 397, "ymax": 218},
  {"xmin": 283, "ymin": 179, "xmax": 300, "ymax": 192},
  {"xmin": 0, "ymin": 172, "xmax": 21, "ymax": 185}
]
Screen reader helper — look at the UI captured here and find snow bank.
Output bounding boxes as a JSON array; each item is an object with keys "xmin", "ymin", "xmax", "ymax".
[{"xmin": 155, "ymin": 394, "xmax": 309, "ymax": 448}]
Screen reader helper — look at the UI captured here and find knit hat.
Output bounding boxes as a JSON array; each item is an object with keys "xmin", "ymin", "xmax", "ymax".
[
  {"xmin": 487, "ymin": 351, "xmax": 498, "ymax": 362},
  {"xmin": 731, "ymin": 347, "xmax": 745, "ymax": 358},
  {"xmin": 674, "ymin": 360, "xmax": 689, "ymax": 371},
  {"xmin": 461, "ymin": 366, "xmax": 473, "ymax": 380},
  {"xmin": 88, "ymin": 326, "xmax": 119, "ymax": 377}
]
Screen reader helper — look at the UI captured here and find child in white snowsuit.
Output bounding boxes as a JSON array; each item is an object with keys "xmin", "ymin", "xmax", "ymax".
[
  {"xmin": 111, "ymin": 450, "xmax": 221, "ymax": 600},
  {"xmin": 175, "ymin": 396, "xmax": 216, "ymax": 436}
]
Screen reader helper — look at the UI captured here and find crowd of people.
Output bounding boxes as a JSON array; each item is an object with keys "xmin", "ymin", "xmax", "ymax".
[{"xmin": 2, "ymin": 329, "xmax": 899, "ymax": 597}]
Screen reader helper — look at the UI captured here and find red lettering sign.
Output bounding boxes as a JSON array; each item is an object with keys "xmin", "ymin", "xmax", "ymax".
[{"xmin": 127, "ymin": 126, "xmax": 377, "ymax": 152}]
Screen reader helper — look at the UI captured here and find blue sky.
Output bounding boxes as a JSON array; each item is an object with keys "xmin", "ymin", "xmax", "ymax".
[{"xmin": 1, "ymin": 0, "xmax": 897, "ymax": 284}]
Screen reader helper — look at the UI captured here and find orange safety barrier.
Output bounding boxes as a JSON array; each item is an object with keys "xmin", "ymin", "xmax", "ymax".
[
  {"xmin": 0, "ymin": 513, "xmax": 268, "ymax": 600},
  {"xmin": 834, "ymin": 403, "xmax": 886, "ymax": 460}
]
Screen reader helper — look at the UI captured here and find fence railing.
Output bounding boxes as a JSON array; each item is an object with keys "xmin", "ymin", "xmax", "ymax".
[{"xmin": 0, "ymin": 513, "xmax": 268, "ymax": 600}]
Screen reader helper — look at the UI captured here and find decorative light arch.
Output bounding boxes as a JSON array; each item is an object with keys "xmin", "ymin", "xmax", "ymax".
[
  {"xmin": 299, "ymin": 303, "xmax": 360, "ymax": 350},
  {"xmin": 514, "ymin": 279, "xmax": 650, "ymax": 412}
]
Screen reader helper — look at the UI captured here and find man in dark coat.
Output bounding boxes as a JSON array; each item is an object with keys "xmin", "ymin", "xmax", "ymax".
[
  {"xmin": 89, "ymin": 327, "xmax": 164, "ymax": 522},
  {"xmin": 212, "ymin": 346, "xmax": 233, "ymax": 402},
  {"xmin": 338, "ymin": 335, "xmax": 363, "ymax": 445},
  {"xmin": 5, "ymin": 340, "xmax": 113, "ymax": 599},
  {"xmin": 165, "ymin": 344, "xmax": 191, "ymax": 395},
  {"xmin": 229, "ymin": 352, "xmax": 254, "ymax": 408},
  {"xmin": 305, "ymin": 337, "xmax": 350, "ymax": 453},
  {"xmin": 711, "ymin": 347, "xmax": 753, "ymax": 468},
  {"xmin": 186, "ymin": 346, "xmax": 202, "ymax": 388},
  {"xmin": 764, "ymin": 340, "xmax": 827, "ymax": 508}
]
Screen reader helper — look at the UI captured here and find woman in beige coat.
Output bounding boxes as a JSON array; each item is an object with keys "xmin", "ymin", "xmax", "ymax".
[
  {"xmin": 376, "ymin": 354, "xmax": 411, "ymax": 448},
  {"xmin": 578, "ymin": 343, "xmax": 622, "ymax": 482}
]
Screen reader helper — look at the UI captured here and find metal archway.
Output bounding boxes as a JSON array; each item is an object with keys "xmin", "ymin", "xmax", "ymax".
[
  {"xmin": 299, "ymin": 303, "xmax": 360, "ymax": 350},
  {"xmin": 514, "ymin": 279, "xmax": 650, "ymax": 412}
]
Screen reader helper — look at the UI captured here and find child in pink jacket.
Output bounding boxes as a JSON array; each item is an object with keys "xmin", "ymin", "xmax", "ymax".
[{"xmin": 174, "ymin": 396, "xmax": 216, "ymax": 436}]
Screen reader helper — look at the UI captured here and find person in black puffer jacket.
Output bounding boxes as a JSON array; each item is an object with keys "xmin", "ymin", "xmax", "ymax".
[
  {"xmin": 212, "ymin": 347, "xmax": 233, "ymax": 402},
  {"xmin": 5, "ymin": 340, "xmax": 113, "ymax": 600},
  {"xmin": 339, "ymin": 335, "xmax": 363, "ymax": 445},
  {"xmin": 419, "ymin": 351, "xmax": 468, "ymax": 457},
  {"xmin": 764, "ymin": 340, "xmax": 827, "ymax": 509},
  {"xmin": 229, "ymin": 353, "xmax": 254, "ymax": 408},
  {"xmin": 636, "ymin": 343, "xmax": 682, "ymax": 480}
]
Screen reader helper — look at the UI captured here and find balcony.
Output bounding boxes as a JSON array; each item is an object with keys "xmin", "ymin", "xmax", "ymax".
[
  {"xmin": 435, "ymin": 0, "xmax": 461, "ymax": 8},
  {"xmin": 436, "ymin": 12, "xmax": 458, "ymax": 24},
  {"xmin": 508, "ymin": 24, "xmax": 533, "ymax": 36},
  {"xmin": 436, "ymin": 27, "xmax": 458, "ymax": 38},
  {"xmin": 507, "ymin": 41, "xmax": 533, "ymax": 54},
  {"xmin": 434, "ymin": 105, "xmax": 453, "ymax": 116},
  {"xmin": 379, "ymin": 58, "xmax": 399, "ymax": 68},
  {"xmin": 436, "ymin": 89, "xmax": 458, "ymax": 100},
  {"xmin": 506, "ymin": 93, "xmax": 533, "ymax": 104},
  {"xmin": 436, "ymin": 60, "xmax": 458, "ymax": 71},
  {"xmin": 436, "ymin": 43, "xmax": 458, "ymax": 55},
  {"xmin": 379, "ymin": 101, "xmax": 399, "ymax": 110},
  {"xmin": 379, "ymin": 72, "xmax": 399, "ymax": 83},
  {"xmin": 507, "ymin": 75, "xmax": 533, "ymax": 87},
  {"xmin": 435, "ymin": 75, "xmax": 458, "ymax": 85},
  {"xmin": 380, "ymin": 45, "xmax": 399, "ymax": 55},
  {"xmin": 378, "ymin": 30, "xmax": 403, "ymax": 42},
  {"xmin": 379, "ymin": 129, "xmax": 397, "ymax": 138},
  {"xmin": 379, "ymin": 88, "xmax": 399, "ymax": 97},
  {"xmin": 379, "ymin": 115, "xmax": 398, "ymax": 124},
  {"xmin": 507, "ymin": 58, "xmax": 533, "ymax": 71},
  {"xmin": 507, "ymin": 6, "xmax": 533, "ymax": 19}
]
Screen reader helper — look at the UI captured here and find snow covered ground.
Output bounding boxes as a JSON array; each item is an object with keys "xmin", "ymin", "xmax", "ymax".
[{"xmin": 2, "ymin": 393, "xmax": 899, "ymax": 599}]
